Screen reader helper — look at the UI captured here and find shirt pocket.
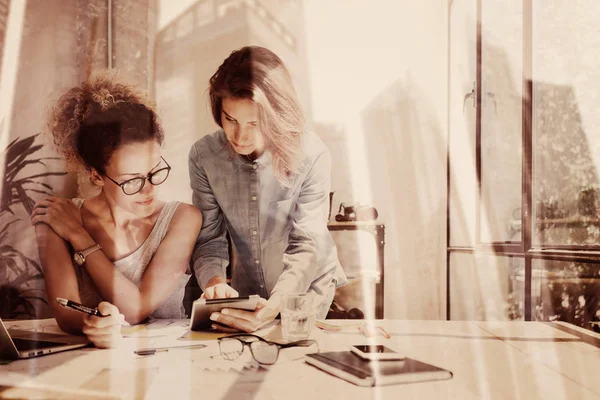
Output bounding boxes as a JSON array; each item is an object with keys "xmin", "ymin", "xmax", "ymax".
[{"xmin": 266, "ymin": 197, "xmax": 295, "ymax": 243}]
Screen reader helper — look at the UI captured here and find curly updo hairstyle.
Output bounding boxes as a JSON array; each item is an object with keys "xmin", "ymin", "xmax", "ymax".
[{"xmin": 47, "ymin": 72, "xmax": 164, "ymax": 174}]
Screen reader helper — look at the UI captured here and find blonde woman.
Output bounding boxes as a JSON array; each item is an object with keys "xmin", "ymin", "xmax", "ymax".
[
  {"xmin": 189, "ymin": 46, "xmax": 347, "ymax": 332},
  {"xmin": 32, "ymin": 74, "xmax": 202, "ymax": 347}
]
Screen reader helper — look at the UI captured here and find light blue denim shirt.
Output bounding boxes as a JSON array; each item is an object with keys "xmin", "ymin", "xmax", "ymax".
[{"xmin": 188, "ymin": 129, "xmax": 346, "ymax": 316}]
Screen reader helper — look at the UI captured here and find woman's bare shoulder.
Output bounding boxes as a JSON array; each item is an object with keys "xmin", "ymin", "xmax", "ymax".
[{"xmin": 171, "ymin": 203, "xmax": 202, "ymax": 228}]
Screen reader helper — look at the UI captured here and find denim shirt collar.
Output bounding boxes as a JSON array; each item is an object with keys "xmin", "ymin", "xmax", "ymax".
[{"xmin": 217, "ymin": 131, "xmax": 273, "ymax": 169}]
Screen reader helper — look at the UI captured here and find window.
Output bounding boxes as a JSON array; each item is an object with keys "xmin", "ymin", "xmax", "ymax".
[{"xmin": 448, "ymin": 0, "xmax": 600, "ymax": 331}]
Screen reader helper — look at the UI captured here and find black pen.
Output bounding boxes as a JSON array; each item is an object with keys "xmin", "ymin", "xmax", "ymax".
[
  {"xmin": 56, "ymin": 297, "xmax": 130, "ymax": 326},
  {"xmin": 134, "ymin": 344, "xmax": 207, "ymax": 356}
]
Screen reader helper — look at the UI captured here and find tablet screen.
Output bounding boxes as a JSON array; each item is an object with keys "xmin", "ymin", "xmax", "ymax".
[{"xmin": 189, "ymin": 295, "xmax": 259, "ymax": 331}]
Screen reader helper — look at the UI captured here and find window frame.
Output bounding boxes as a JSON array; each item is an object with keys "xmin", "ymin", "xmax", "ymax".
[{"xmin": 447, "ymin": 0, "xmax": 600, "ymax": 322}]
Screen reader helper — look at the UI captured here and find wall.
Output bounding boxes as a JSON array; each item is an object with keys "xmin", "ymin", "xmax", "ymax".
[{"xmin": 303, "ymin": 0, "xmax": 449, "ymax": 319}]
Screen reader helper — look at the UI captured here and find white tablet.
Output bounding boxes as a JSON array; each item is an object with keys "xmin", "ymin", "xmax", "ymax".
[{"xmin": 189, "ymin": 295, "xmax": 260, "ymax": 331}]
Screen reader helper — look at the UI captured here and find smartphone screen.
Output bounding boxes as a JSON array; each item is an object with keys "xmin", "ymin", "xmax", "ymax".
[{"xmin": 353, "ymin": 345, "xmax": 396, "ymax": 354}]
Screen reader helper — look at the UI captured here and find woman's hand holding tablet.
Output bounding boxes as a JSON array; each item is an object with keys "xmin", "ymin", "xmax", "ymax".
[{"xmin": 189, "ymin": 295, "xmax": 260, "ymax": 331}]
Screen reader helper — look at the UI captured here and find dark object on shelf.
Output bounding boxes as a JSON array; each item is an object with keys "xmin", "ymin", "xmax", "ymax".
[
  {"xmin": 327, "ymin": 221, "xmax": 385, "ymax": 319},
  {"xmin": 329, "ymin": 191, "xmax": 335, "ymax": 220},
  {"xmin": 335, "ymin": 203, "xmax": 378, "ymax": 222},
  {"xmin": 591, "ymin": 320, "xmax": 600, "ymax": 334},
  {"xmin": 326, "ymin": 300, "xmax": 364, "ymax": 319}
]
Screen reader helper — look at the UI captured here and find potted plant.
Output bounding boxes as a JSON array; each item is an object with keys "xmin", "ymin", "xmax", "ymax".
[{"xmin": 1, "ymin": 121, "xmax": 67, "ymax": 319}]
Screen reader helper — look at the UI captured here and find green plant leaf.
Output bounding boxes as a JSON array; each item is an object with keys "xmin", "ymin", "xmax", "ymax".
[
  {"xmin": 6, "ymin": 145, "xmax": 46, "ymax": 172},
  {"xmin": 6, "ymin": 156, "xmax": 55, "ymax": 181},
  {"xmin": 0, "ymin": 243, "xmax": 45, "ymax": 280},
  {"xmin": 1, "ymin": 133, "xmax": 65, "ymax": 215},
  {"xmin": 17, "ymin": 180, "xmax": 55, "ymax": 190},
  {"xmin": 0, "ymin": 208, "xmax": 16, "ymax": 216},
  {"xmin": 27, "ymin": 189, "xmax": 54, "ymax": 196},
  {"xmin": 0, "ymin": 219, "xmax": 19, "ymax": 241},
  {"xmin": 22, "ymin": 296, "xmax": 48, "ymax": 305},
  {"xmin": 18, "ymin": 288, "xmax": 47, "ymax": 298},
  {"xmin": 4, "ymin": 135, "xmax": 36, "ymax": 163},
  {"xmin": 3, "ymin": 137, "xmax": 19, "ymax": 152},
  {"xmin": 14, "ymin": 171, "xmax": 68, "ymax": 181},
  {"xmin": 1, "ymin": 256, "xmax": 23, "ymax": 276},
  {"xmin": 5, "ymin": 159, "xmax": 49, "ymax": 180},
  {"xmin": 12, "ymin": 273, "xmax": 44, "ymax": 288}
]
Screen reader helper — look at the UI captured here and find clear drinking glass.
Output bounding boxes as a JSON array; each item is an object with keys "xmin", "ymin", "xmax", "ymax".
[{"xmin": 280, "ymin": 293, "xmax": 316, "ymax": 341}]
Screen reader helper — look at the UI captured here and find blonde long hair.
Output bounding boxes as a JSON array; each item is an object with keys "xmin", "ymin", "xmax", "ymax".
[{"xmin": 209, "ymin": 46, "xmax": 305, "ymax": 186}]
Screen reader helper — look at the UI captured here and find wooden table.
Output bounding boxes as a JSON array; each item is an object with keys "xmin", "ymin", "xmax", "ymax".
[{"xmin": 1, "ymin": 319, "xmax": 600, "ymax": 399}]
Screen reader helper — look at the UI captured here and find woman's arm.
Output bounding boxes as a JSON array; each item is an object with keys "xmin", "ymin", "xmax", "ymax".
[
  {"xmin": 72, "ymin": 204, "xmax": 203, "ymax": 324},
  {"xmin": 34, "ymin": 224, "xmax": 86, "ymax": 334},
  {"xmin": 271, "ymin": 148, "xmax": 333, "ymax": 297},
  {"xmin": 35, "ymin": 221, "xmax": 127, "ymax": 348},
  {"xmin": 188, "ymin": 144, "xmax": 238, "ymax": 297},
  {"xmin": 32, "ymin": 197, "xmax": 203, "ymax": 324}
]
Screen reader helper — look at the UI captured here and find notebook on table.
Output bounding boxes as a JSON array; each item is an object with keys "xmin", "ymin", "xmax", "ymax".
[{"xmin": 305, "ymin": 351, "xmax": 453, "ymax": 387}]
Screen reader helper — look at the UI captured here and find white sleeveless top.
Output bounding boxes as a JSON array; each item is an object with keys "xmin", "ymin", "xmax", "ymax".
[{"xmin": 72, "ymin": 198, "xmax": 190, "ymax": 319}]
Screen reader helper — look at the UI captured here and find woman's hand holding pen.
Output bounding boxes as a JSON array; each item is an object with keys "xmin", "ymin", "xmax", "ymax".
[{"xmin": 82, "ymin": 302, "xmax": 126, "ymax": 349}]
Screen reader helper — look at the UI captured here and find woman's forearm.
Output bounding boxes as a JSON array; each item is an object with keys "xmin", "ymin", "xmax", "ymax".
[
  {"xmin": 84, "ymin": 260, "xmax": 149, "ymax": 324},
  {"xmin": 53, "ymin": 308, "xmax": 86, "ymax": 335},
  {"xmin": 68, "ymin": 230, "xmax": 149, "ymax": 323},
  {"xmin": 35, "ymin": 224, "xmax": 88, "ymax": 335}
]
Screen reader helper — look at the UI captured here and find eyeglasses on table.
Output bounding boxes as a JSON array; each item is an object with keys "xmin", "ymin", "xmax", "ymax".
[{"xmin": 216, "ymin": 333, "xmax": 319, "ymax": 365}]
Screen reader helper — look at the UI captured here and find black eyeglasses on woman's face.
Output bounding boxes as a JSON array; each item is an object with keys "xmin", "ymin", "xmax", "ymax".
[
  {"xmin": 217, "ymin": 333, "xmax": 318, "ymax": 365},
  {"xmin": 103, "ymin": 157, "xmax": 171, "ymax": 195}
]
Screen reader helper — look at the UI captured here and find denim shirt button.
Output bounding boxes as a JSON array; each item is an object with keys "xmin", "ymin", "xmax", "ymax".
[
  {"xmin": 251, "ymin": 195, "xmax": 257, "ymax": 201},
  {"xmin": 252, "ymin": 164, "xmax": 258, "ymax": 170},
  {"xmin": 252, "ymin": 230, "xmax": 258, "ymax": 235},
  {"xmin": 254, "ymin": 259, "xmax": 260, "ymax": 265}
]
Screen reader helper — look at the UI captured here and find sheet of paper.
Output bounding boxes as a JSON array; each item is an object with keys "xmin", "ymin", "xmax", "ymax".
[
  {"xmin": 121, "ymin": 319, "xmax": 190, "ymax": 338},
  {"xmin": 80, "ymin": 367, "xmax": 158, "ymax": 399},
  {"xmin": 178, "ymin": 330, "xmax": 228, "ymax": 341},
  {"xmin": 0, "ymin": 372, "xmax": 121, "ymax": 400},
  {"xmin": 0, "ymin": 384, "xmax": 122, "ymax": 400},
  {"xmin": 155, "ymin": 341, "xmax": 255, "ymax": 373}
]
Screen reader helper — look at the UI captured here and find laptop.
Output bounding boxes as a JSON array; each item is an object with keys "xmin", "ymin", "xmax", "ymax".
[{"xmin": 0, "ymin": 318, "xmax": 90, "ymax": 361}]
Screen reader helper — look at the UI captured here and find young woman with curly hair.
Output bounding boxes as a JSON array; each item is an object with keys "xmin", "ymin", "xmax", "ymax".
[
  {"xmin": 31, "ymin": 73, "xmax": 202, "ymax": 348},
  {"xmin": 189, "ymin": 46, "xmax": 347, "ymax": 333}
]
